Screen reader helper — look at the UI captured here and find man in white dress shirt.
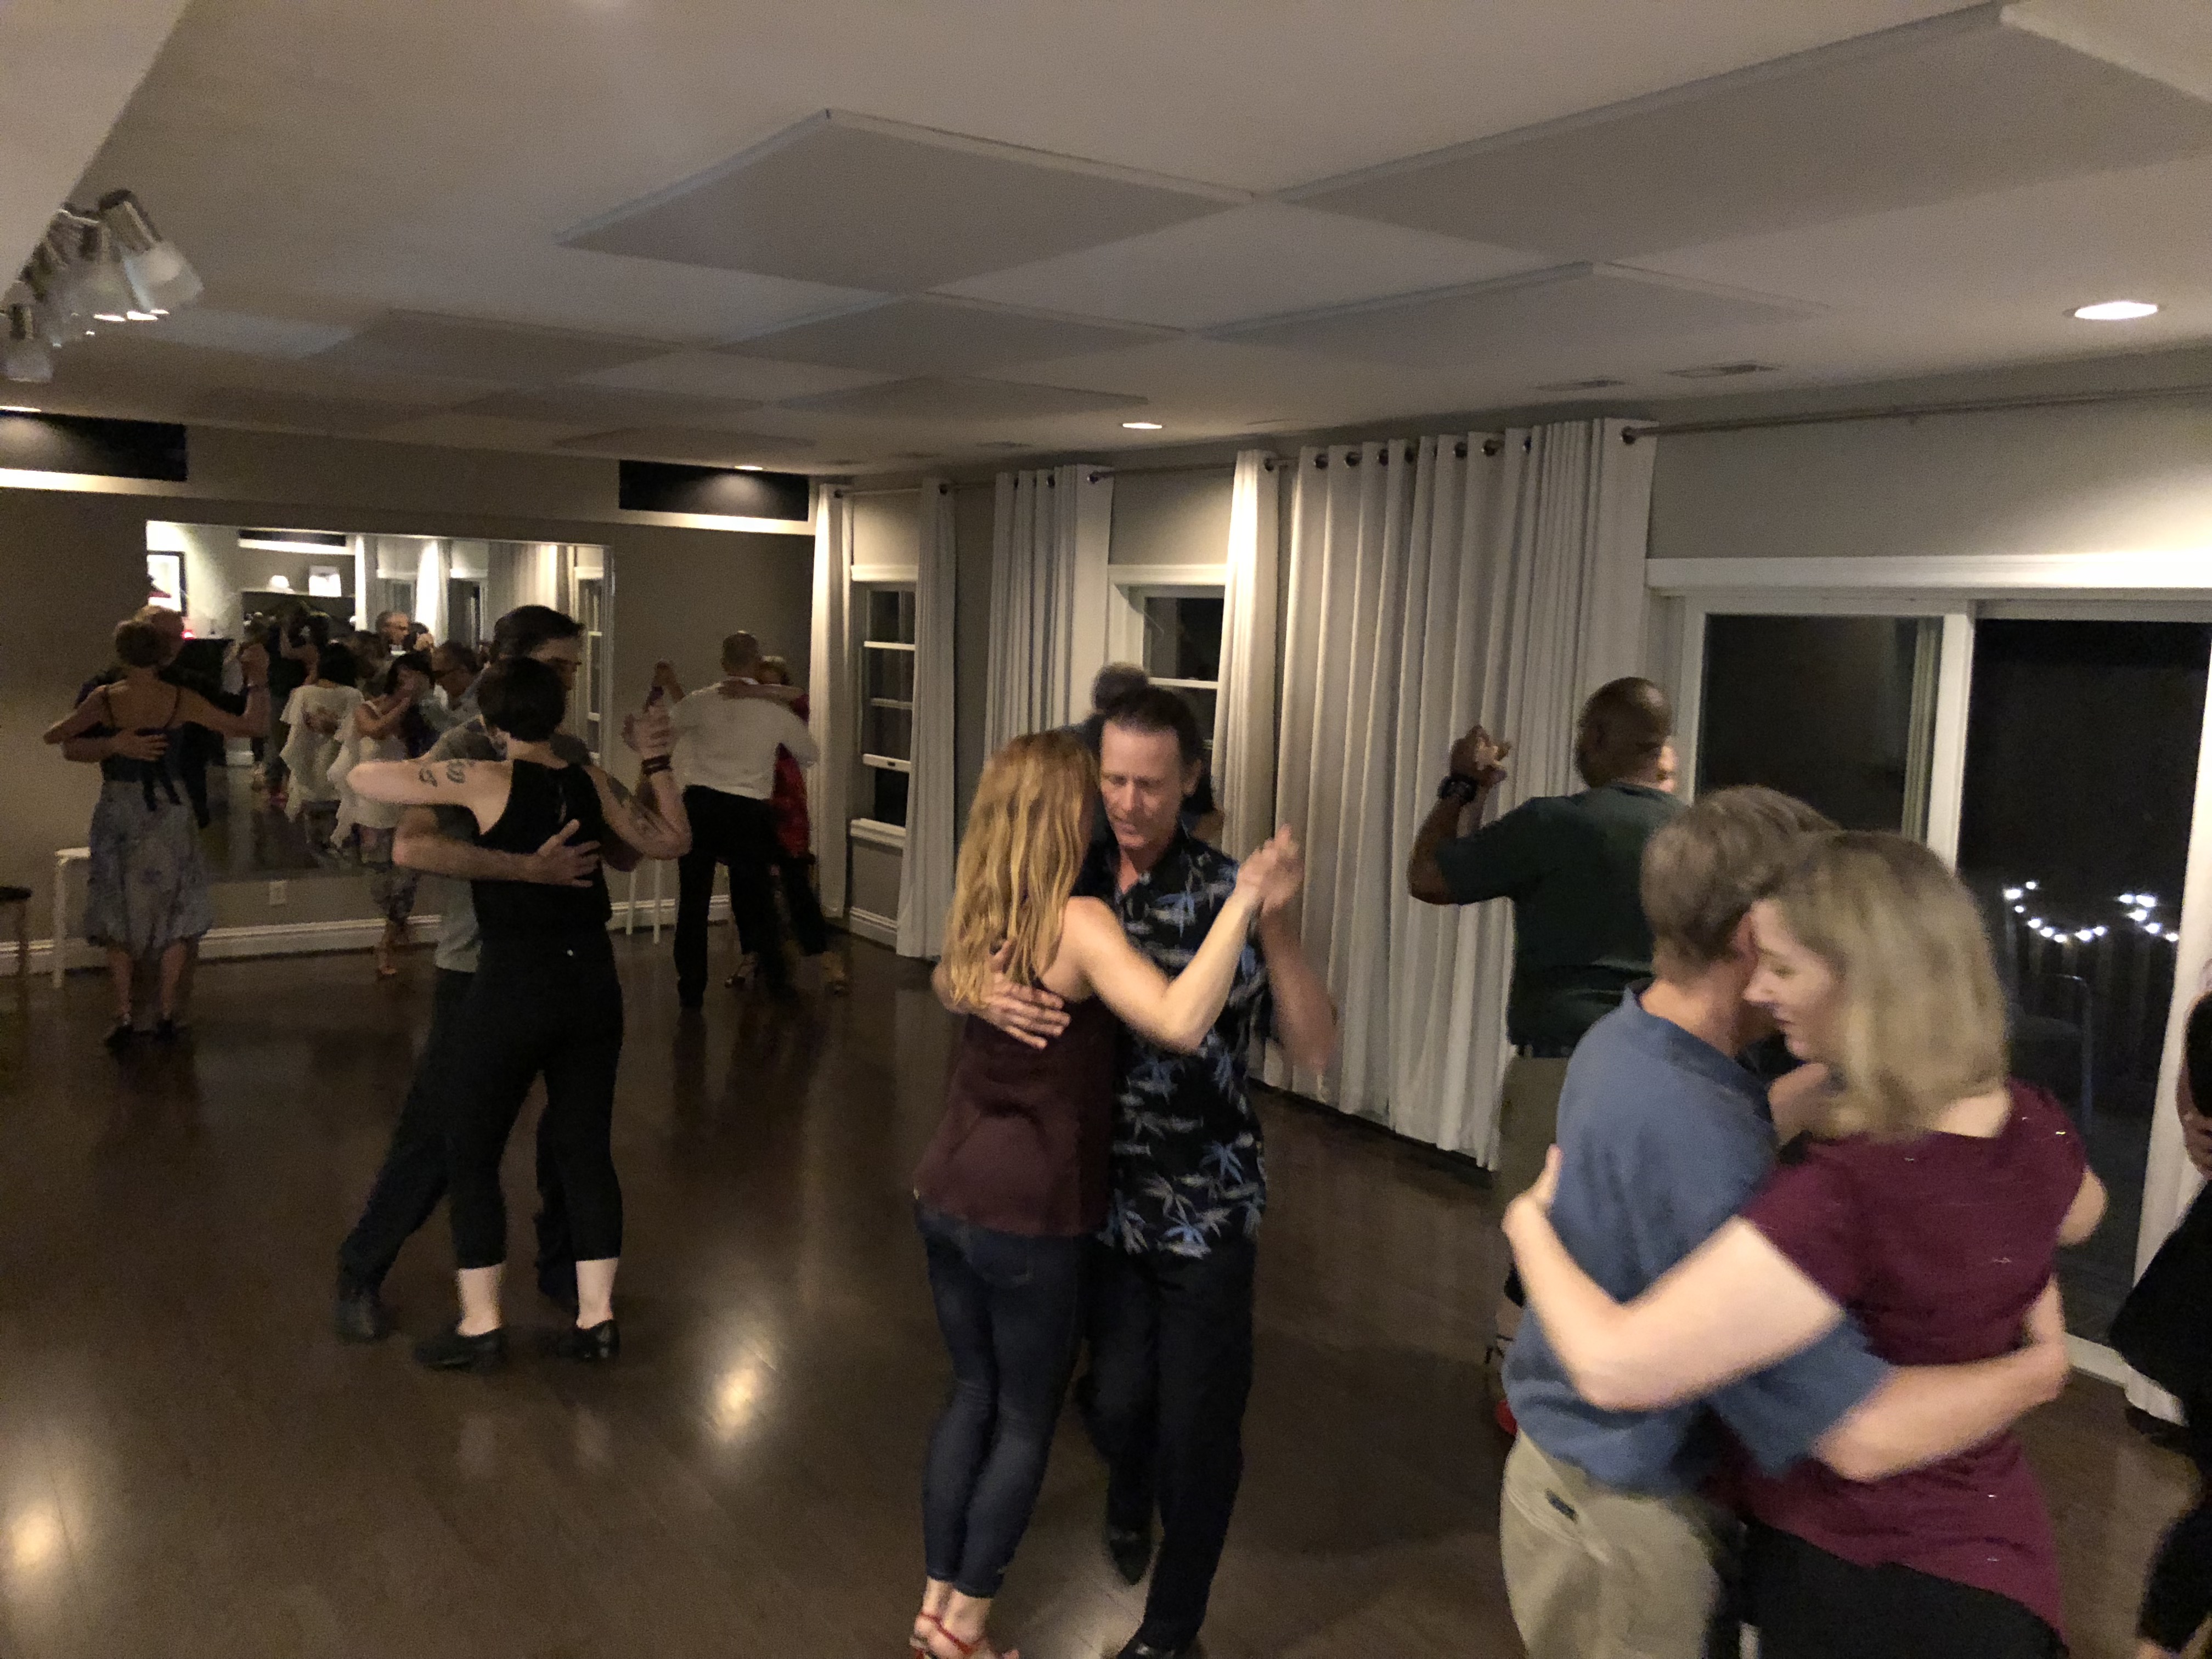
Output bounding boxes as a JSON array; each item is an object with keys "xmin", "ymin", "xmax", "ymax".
[{"xmin": 666, "ymin": 630, "xmax": 819, "ymax": 1006}]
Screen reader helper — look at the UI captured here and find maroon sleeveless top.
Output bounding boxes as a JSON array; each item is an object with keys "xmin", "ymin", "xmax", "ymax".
[{"xmin": 912, "ymin": 997, "xmax": 1121, "ymax": 1237}]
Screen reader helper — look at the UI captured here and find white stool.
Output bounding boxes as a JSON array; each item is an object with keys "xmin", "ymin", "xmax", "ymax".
[
  {"xmin": 623, "ymin": 860, "xmax": 667, "ymax": 943},
  {"xmin": 51, "ymin": 847, "xmax": 90, "ymax": 989}
]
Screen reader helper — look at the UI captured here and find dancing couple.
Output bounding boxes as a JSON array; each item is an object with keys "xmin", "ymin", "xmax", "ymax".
[
  {"xmin": 911, "ymin": 687, "xmax": 1337, "ymax": 1659},
  {"xmin": 1499, "ymin": 787, "xmax": 2102, "ymax": 1659}
]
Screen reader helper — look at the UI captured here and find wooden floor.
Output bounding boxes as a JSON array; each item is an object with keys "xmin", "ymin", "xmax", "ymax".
[{"xmin": 0, "ymin": 936, "xmax": 2192, "ymax": 1658}]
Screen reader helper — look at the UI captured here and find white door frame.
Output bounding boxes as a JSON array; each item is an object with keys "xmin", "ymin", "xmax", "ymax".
[{"xmin": 1650, "ymin": 554, "xmax": 2212, "ymax": 1409}]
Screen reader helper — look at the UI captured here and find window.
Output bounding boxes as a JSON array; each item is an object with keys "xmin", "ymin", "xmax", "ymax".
[
  {"xmin": 856, "ymin": 581, "xmax": 916, "ymax": 828},
  {"xmin": 1112, "ymin": 571, "xmax": 1226, "ymax": 761}
]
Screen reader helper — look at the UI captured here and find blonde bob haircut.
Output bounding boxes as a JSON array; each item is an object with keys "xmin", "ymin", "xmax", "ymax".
[
  {"xmin": 940, "ymin": 730, "xmax": 1099, "ymax": 1009},
  {"xmin": 1764, "ymin": 831, "xmax": 2009, "ymax": 1141}
]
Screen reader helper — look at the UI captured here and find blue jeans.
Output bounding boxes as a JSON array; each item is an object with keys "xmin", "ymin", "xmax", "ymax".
[{"xmin": 916, "ymin": 1203, "xmax": 1085, "ymax": 1598}]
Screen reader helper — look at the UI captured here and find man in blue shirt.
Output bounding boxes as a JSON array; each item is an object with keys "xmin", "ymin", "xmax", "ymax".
[{"xmin": 1500, "ymin": 786, "xmax": 2073, "ymax": 1659}]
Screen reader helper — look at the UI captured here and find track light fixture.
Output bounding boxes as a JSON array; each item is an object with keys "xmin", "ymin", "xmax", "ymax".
[{"xmin": 4, "ymin": 189, "xmax": 201, "ymax": 382}]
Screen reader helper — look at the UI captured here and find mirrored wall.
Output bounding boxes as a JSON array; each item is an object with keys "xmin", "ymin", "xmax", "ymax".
[{"xmin": 143, "ymin": 522, "xmax": 610, "ymax": 884}]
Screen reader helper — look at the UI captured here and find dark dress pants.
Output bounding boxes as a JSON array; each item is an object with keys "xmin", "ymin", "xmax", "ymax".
[
  {"xmin": 2140, "ymin": 1394, "xmax": 2212, "ymax": 1652},
  {"xmin": 445, "ymin": 934, "xmax": 624, "ymax": 1271},
  {"xmin": 674, "ymin": 786, "xmax": 786, "ymax": 999},
  {"xmin": 1084, "ymin": 1237, "xmax": 1258, "ymax": 1650},
  {"xmin": 337, "ymin": 967, "xmax": 574, "ymax": 1295}
]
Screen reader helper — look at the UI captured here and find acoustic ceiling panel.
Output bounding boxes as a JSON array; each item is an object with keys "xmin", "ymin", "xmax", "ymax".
[
  {"xmin": 455, "ymin": 386, "xmax": 763, "ymax": 429},
  {"xmin": 1211, "ymin": 264, "xmax": 1815, "ymax": 368},
  {"xmin": 1289, "ymin": 7, "xmax": 2212, "ymax": 261},
  {"xmin": 563, "ymin": 109, "xmax": 1243, "ymax": 292},
  {"xmin": 586, "ymin": 351, "xmax": 891, "ymax": 403},
  {"xmin": 781, "ymin": 377, "xmax": 1148, "ymax": 421},
  {"xmin": 187, "ymin": 388, "xmax": 441, "ymax": 435},
  {"xmin": 556, "ymin": 426, "xmax": 817, "ymax": 464},
  {"xmin": 723, "ymin": 296, "xmax": 1174, "ymax": 376},
  {"xmin": 306, "ymin": 312, "xmax": 674, "ymax": 383}
]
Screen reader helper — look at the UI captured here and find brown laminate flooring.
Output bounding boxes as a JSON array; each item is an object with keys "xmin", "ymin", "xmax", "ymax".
[{"xmin": 0, "ymin": 937, "xmax": 2193, "ymax": 1658}]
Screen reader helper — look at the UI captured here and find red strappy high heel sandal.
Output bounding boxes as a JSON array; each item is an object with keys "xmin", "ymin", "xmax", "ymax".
[{"xmin": 917, "ymin": 1613, "xmax": 1018, "ymax": 1659}]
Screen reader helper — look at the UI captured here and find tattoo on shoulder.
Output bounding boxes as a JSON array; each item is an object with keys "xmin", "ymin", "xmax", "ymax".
[{"xmin": 444, "ymin": 759, "xmax": 469, "ymax": 785}]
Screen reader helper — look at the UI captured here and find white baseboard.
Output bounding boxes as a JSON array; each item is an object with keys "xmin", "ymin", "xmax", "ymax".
[
  {"xmin": 9, "ymin": 891, "xmax": 733, "ymax": 978},
  {"xmin": 845, "ymin": 906, "xmax": 898, "ymax": 949}
]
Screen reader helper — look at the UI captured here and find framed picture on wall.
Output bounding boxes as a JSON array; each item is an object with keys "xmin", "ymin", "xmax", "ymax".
[{"xmin": 146, "ymin": 552, "xmax": 183, "ymax": 612}]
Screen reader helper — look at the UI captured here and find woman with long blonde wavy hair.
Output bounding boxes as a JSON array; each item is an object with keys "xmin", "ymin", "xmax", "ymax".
[
  {"xmin": 905, "ymin": 730, "xmax": 1299, "ymax": 1659},
  {"xmin": 1503, "ymin": 830, "xmax": 2107, "ymax": 1657}
]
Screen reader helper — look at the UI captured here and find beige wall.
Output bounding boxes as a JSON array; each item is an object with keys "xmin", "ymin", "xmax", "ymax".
[
  {"xmin": 1109, "ymin": 467, "xmax": 1233, "ymax": 567},
  {"xmin": 3, "ymin": 426, "xmax": 812, "ymax": 934},
  {"xmin": 1648, "ymin": 394, "xmax": 2212, "ymax": 562}
]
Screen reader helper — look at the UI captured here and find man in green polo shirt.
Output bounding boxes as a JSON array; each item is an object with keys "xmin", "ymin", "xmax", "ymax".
[{"xmin": 1406, "ymin": 676, "xmax": 1680, "ymax": 1424}]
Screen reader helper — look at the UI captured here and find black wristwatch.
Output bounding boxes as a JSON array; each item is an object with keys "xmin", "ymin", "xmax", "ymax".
[{"xmin": 1438, "ymin": 773, "xmax": 1484, "ymax": 804}]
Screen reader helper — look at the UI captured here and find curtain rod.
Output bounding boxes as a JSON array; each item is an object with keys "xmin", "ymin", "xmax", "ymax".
[{"xmin": 1639, "ymin": 379, "xmax": 2212, "ymax": 438}]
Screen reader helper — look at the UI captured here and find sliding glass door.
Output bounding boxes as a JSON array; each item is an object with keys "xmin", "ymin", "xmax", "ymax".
[{"xmin": 1674, "ymin": 594, "xmax": 2212, "ymax": 1347}]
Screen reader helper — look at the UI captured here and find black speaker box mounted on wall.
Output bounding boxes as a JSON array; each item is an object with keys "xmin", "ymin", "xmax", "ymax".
[
  {"xmin": 617, "ymin": 460, "xmax": 809, "ymax": 522},
  {"xmin": 0, "ymin": 411, "xmax": 188, "ymax": 481}
]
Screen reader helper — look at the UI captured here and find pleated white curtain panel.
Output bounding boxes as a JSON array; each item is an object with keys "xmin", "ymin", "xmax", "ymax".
[
  {"xmin": 1212, "ymin": 450, "xmax": 1281, "ymax": 856},
  {"xmin": 1273, "ymin": 419, "xmax": 1656, "ymax": 1156},
  {"xmin": 808, "ymin": 483, "xmax": 854, "ymax": 919},
  {"xmin": 898, "ymin": 479, "xmax": 958, "ymax": 958},
  {"xmin": 983, "ymin": 465, "xmax": 1113, "ymax": 752}
]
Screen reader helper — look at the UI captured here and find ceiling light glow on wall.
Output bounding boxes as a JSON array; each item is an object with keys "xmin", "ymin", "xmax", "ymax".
[
  {"xmin": 1121, "ymin": 421, "xmax": 1163, "ymax": 430},
  {"xmin": 2071, "ymin": 300, "xmax": 2159, "ymax": 321}
]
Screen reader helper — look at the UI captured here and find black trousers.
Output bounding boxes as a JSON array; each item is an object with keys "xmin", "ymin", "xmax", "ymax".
[
  {"xmin": 1746, "ymin": 1521, "xmax": 2062, "ymax": 1659},
  {"xmin": 336, "ymin": 968, "xmax": 574, "ymax": 1292},
  {"xmin": 1084, "ymin": 1237, "xmax": 1257, "ymax": 1650},
  {"xmin": 735, "ymin": 847, "xmax": 831, "ymax": 962},
  {"xmin": 2141, "ymin": 1395, "xmax": 2212, "ymax": 1651},
  {"xmin": 445, "ymin": 934, "xmax": 624, "ymax": 1272},
  {"xmin": 674, "ymin": 787, "xmax": 804, "ymax": 998}
]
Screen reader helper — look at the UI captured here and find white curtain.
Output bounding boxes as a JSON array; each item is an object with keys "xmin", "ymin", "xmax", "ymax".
[
  {"xmin": 898, "ymin": 479, "xmax": 957, "ymax": 958},
  {"xmin": 809, "ymin": 484, "xmax": 855, "ymax": 919},
  {"xmin": 983, "ymin": 465, "xmax": 1114, "ymax": 751},
  {"xmin": 1213, "ymin": 450, "xmax": 1281, "ymax": 856},
  {"xmin": 1273, "ymin": 419, "xmax": 1656, "ymax": 1156}
]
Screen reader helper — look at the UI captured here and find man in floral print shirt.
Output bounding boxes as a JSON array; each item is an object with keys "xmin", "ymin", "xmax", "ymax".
[{"xmin": 956, "ymin": 687, "xmax": 1336, "ymax": 1659}]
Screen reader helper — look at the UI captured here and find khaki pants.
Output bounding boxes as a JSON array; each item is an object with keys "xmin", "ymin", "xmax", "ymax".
[
  {"xmin": 1500, "ymin": 1433, "xmax": 1735, "ymax": 1659},
  {"xmin": 1494, "ymin": 1054, "xmax": 1572, "ymax": 1208}
]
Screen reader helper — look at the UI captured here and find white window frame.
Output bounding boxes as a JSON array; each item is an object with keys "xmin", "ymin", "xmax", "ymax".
[
  {"xmin": 1109, "ymin": 563, "xmax": 1227, "ymax": 752},
  {"xmin": 1651, "ymin": 551, "xmax": 2212, "ymax": 1407},
  {"xmin": 850, "ymin": 563, "xmax": 917, "ymax": 843}
]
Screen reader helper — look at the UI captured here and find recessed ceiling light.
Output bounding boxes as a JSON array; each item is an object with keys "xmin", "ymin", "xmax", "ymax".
[
  {"xmin": 1, "ymin": 405, "xmax": 38, "ymax": 414},
  {"xmin": 1121, "ymin": 421, "xmax": 1164, "ymax": 430},
  {"xmin": 736, "ymin": 464, "xmax": 763, "ymax": 471},
  {"xmin": 2071, "ymin": 300, "xmax": 2159, "ymax": 321}
]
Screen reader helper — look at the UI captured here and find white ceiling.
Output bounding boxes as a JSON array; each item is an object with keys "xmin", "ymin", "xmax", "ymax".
[{"xmin": 10, "ymin": 0, "xmax": 2212, "ymax": 472}]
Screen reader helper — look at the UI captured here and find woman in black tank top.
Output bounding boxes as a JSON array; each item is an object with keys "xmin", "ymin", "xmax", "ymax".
[
  {"xmin": 350, "ymin": 657, "xmax": 690, "ymax": 1371},
  {"xmin": 901, "ymin": 731, "xmax": 1302, "ymax": 1659}
]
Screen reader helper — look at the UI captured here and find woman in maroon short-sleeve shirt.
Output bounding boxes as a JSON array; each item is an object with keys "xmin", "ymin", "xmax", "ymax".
[{"xmin": 1507, "ymin": 832, "xmax": 2104, "ymax": 1658}]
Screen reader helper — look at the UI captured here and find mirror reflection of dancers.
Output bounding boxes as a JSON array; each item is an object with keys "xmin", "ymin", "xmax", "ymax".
[
  {"xmin": 350, "ymin": 657, "xmax": 690, "ymax": 1368},
  {"xmin": 44, "ymin": 618, "xmax": 270, "ymax": 1048},
  {"xmin": 906, "ymin": 731, "xmax": 1303, "ymax": 1659}
]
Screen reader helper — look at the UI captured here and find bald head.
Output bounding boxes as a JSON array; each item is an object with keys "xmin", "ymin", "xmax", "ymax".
[{"xmin": 721, "ymin": 631, "xmax": 762, "ymax": 675}]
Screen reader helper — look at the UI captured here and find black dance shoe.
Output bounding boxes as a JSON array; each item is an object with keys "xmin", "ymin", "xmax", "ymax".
[
  {"xmin": 553, "ymin": 1319, "xmax": 619, "ymax": 1363},
  {"xmin": 1115, "ymin": 1638, "xmax": 1197, "ymax": 1659},
  {"xmin": 1105, "ymin": 1520, "xmax": 1154, "ymax": 1585},
  {"xmin": 414, "ymin": 1323, "xmax": 506, "ymax": 1372},
  {"xmin": 332, "ymin": 1277, "xmax": 391, "ymax": 1343}
]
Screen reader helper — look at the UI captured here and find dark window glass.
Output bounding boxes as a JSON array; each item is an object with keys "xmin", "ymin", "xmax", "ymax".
[
  {"xmin": 1956, "ymin": 619, "xmax": 2210, "ymax": 1339},
  {"xmin": 867, "ymin": 586, "xmax": 916, "ymax": 645},
  {"xmin": 870, "ymin": 767, "xmax": 910, "ymax": 827},
  {"xmin": 1142, "ymin": 594, "xmax": 1223, "ymax": 683},
  {"xmin": 1697, "ymin": 614, "xmax": 1936, "ymax": 833}
]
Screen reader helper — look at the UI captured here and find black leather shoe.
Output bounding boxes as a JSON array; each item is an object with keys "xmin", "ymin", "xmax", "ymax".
[
  {"xmin": 333, "ymin": 1278, "xmax": 390, "ymax": 1343},
  {"xmin": 1105, "ymin": 1521, "xmax": 1153, "ymax": 1585},
  {"xmin": 1115, "ymin": 1638, "xmax": 1196, "ymax": 1659},
  {"xmin": 553, "ymin": 1319, "xmax": 619, "ymax": 1363},
  {"xmin": 414, "ymin": 1324, "xmax": 506, "ymax": 1372}
]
